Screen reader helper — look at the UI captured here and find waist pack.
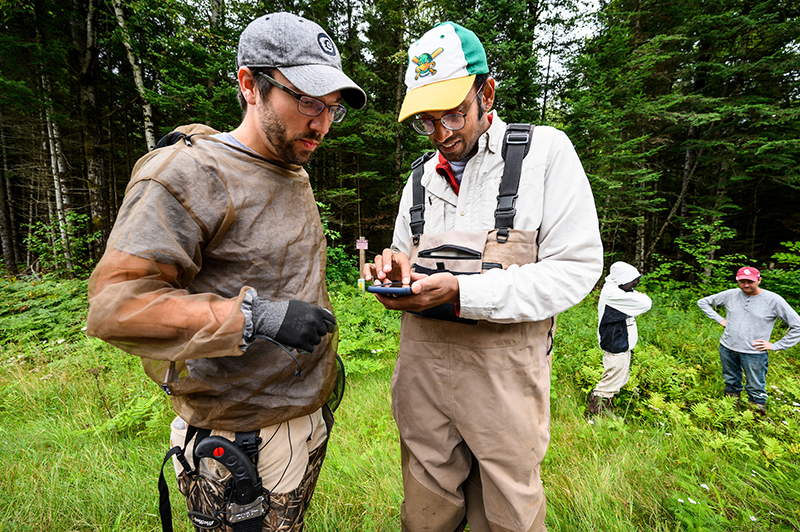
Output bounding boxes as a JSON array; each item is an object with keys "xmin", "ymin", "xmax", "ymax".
[{"xmin": 159, "ymin": 427, "xmax": 266, "ymax": 532}]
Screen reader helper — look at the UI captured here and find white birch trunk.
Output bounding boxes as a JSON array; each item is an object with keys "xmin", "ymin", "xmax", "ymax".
[
  {"xmin": 25, "ymin": 192, "xmax": 34, "ymax": 269},
  {"xmin": 636, "ymin": 219, "xmax": 645, "ymax": 271},
  {"xmin": 41, "ymin": 77, "xmax": 74, "ymax": 271},
  {"xmin": 111, "ymin": 0, "xmax": 156, "ymax": 151}
]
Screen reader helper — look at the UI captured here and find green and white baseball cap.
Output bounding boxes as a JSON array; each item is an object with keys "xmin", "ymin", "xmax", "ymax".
[{"xmin": 398, "ymin": 22, "xmax": 488, "ymax": 122}]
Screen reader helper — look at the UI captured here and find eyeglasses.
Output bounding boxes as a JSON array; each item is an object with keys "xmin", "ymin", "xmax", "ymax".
[
  {"xmin": 411, "ymin": 84, "xmax": 485, "ymax": 135},
  {"xmin": 258, "ymin": 73, "xmax": 347, "ymax": 123}
]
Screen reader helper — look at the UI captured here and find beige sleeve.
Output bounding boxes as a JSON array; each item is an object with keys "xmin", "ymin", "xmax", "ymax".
[
  {"xmin": 87, "ymin": 249, "xmax": 247, "ymax": 361},
  {"xmin": 86, "ymin": 168, "xmax": 246, "ymax": 361}
]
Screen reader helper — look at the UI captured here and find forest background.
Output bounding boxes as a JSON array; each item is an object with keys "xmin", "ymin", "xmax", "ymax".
[
  {"xmin": 1, "ymin": 0, "xmax": 800, "ymax": 530},
  {"xmin": 0, "ymin": 0, "xmax": 798, "ymax": 283}
]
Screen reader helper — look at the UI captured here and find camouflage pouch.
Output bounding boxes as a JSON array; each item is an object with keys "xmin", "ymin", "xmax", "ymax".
[
  {"xmin": 171, "ymin": 436, "xmax": 329, "ymax": 531},
  {"xmin": 177, "ymin": 470, "xmax": 230, "ymax": 530}
]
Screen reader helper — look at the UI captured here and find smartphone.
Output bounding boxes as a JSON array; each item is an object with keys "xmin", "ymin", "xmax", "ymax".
[{"xmin": 366, "ymin": 283, "xmax": 413, "ymax": 296}]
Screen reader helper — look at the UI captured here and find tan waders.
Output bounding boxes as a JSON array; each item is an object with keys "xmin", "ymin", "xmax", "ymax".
[
  {"xmin": 393, "ymin": 125, "xmax": 554, "ymax": 531},
  {"xmin": 394, "ymin": 311, "xmax": 552, "ymax": 531}
]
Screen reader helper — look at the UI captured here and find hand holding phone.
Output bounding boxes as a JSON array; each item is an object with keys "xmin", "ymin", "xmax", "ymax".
[{"xmin": 366, "ymin": 282, "xmax": 413, "ymax": 296}]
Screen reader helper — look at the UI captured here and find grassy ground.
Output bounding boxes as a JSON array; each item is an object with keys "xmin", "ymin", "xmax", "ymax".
[{"xmin": 0, "ymin": 278, "xmax": 798, "ymax": 531}]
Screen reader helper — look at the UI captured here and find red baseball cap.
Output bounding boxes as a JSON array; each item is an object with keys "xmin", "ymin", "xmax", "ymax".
[{"xmin": 735, "ymin": 266, "xmax": 760, "ymax": 281}]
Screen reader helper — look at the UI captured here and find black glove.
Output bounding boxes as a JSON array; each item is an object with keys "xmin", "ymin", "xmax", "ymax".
[{"xmin": 251, "ymin": 298, "xmax": 336, "ymax": 353}]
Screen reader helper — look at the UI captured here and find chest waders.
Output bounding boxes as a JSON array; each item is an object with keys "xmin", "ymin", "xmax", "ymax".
[{"xmin": 394, "ymin": 124, "xmax": 553, "ymax": 532}]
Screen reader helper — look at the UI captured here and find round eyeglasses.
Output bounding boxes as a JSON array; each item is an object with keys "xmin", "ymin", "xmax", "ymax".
[
  {"xmin": 411, "ymin": 85, "xmax": 485, "ymax": 135},
  {"xmin": 258, "ymin": 73, "xmax": 347, "ymax": 123}
]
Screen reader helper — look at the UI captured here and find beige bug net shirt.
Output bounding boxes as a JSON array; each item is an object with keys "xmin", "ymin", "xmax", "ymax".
[{"xmin": 87, "ymin": 125, "xmax": 338, "ymax": 431}]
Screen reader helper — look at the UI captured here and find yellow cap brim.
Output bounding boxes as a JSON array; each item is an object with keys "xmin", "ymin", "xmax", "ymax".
[{"xmin": 397, "ymin": 75, "xmax": 476, "ymax": 122}]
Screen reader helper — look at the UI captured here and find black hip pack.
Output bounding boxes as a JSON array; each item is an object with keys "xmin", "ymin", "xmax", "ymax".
[{"xmin": 158, "ymin": 427, "xmax": 266, "ymax": 532}]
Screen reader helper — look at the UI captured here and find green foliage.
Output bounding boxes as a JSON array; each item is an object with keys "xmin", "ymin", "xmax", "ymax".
[
  {"xmin": 330, "ymin": 283, "xmax": 400, "ymax": 375},
  {"xmin": 326, "ymin": 245, "xmax": 358, "ymax": 285},
  {"xmin": 767, "ymin": 242, "xmax": 800, "ymax": 307},
  {"xmin": 562, "ymin": 0, "xmax": 800, "ymax": 273},
  {"xmin": 674, "ymin": 218, "xmax": 742, "ymax": 279},
  {"xmin": 94, "ymin": 394, "xmax": 163, "ymax": 437},
  {"xmin": 1, "ymin": 0, "xmax": 798, "ymax": 286},
  {"xmin": 640, "ymin": 217, "xmax": 748, "ymax": 294},
  {"xmin": 644, "ymin": 239, "xmax": 800, "ymax": 307},
  {"xmin": 563, "ymin": 289, "xmax": 800, "ymax": 478},
  {"xmin": 1, "ymin": 278, "xmax": 800, "ymax": 529},
  {"xmin": 318, "ymin": 200, "xmax": 359, "ymax": 284},
  {"xmin": 0, "ymin": 277, "xmax": 87, "ymax": 344},
  {"xmin": 23, "ymin": 212, "xmax": 102, "ymax": 277}
]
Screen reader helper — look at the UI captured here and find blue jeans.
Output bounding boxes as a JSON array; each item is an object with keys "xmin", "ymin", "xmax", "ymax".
[{"xmin": 718, "ymin": 344, "xmax": 768, "ymax": 404}]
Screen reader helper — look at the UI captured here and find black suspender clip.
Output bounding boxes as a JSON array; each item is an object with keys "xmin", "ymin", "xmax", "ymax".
[
  {"xmin": 495, "ymin": 124, "xmax": 533, "ymax": 243},
  {"xmin": 505, "ymin": 131, "xmax": 530, "ymax": 145},
  {"xmin": 409, "ymin": 205, "xmax": 425, "ymax": 246},
  {"xmin": 494, "ymin": 193, "xmax": 518, "ymax": 243}
]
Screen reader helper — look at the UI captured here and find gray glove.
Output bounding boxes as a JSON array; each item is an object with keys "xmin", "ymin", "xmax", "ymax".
[{"xmin": 250, "ymin": 298, "xmax": 336, "ymax": 353}]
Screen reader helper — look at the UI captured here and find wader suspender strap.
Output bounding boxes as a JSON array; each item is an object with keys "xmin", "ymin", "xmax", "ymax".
[
  {"xmin": 158, "ymin": 425, "xmax": 210, "ymax": 532},
  {"xmin": 495, "ymin": 123, "xmax": 534, "ymax": 243},
  {"xmin": 408, "ymin": 125, "xmax": 533, "ymax": 243},
  {"xmin": 410, "ymin": 152, "xmax": 436, "ymax": 245}
]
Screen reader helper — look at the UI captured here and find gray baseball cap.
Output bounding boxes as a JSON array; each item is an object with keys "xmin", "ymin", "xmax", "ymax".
[{"xmin": 237, "ymin": 12, "xmax": 366, "ymax": 109}]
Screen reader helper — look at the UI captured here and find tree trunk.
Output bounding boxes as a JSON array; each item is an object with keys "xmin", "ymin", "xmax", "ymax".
[
  {"xmin": 645, "ymin": 127, "xmax": 702, "ymax": 263},
  {"xmin": 207, "ymin": 0, "xmax": 226, "ymax": 96},
  {"xmin": 111, "ymin": 0, "xmax": 156, "ymax": 151},
  {"xmin": 46, "ymin": 188, "xmax": 57, "ymax": 272},
  {"xmin": 75, "ymin": 0, "xmax": 107, "ymax": 258},
  {"xmin": 209, "ymin": 0, "xmax": 225, "ymax": 29},
  {"xmin": 703, "ymin": 167, "xmax": 729, "ymax": 279},
  {"xmin": 0, "ymin": 109, "xmax": 18, "ymax": 273},
  {"xmin": 540, "ymin": 28, "xmax": 556, "ymax": 122},
  {"xmin": 393, "ymin": 49, "xmax": 405, "ymax": 183},
  {"xmin": 635, "ymin": 218, "xmax": 645, "ymax": 271},
  {"xmin": 25, "ymin": 183, "xmax": 39, "ymax": 272},
  {"xmin": 41, "ymin": 77, "xmax": 74, "ymax": 272}
]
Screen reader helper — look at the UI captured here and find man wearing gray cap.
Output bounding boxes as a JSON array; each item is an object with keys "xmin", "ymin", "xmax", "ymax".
[{"xmin": 86, "ymin": 12, "xmax": 365, "ymax": 531}]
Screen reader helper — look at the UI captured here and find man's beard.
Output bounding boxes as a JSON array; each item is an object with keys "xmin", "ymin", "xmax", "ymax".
[
  {"xmin": 435, "ymin": 135, "xmax": 473, "ymax": 162},
  {"xmin": 258, "ymin": 102, "xmax": 323, "ymax": 165}
]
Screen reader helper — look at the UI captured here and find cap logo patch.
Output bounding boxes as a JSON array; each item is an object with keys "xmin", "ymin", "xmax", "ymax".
[
  {"xmin": 743, "ymin": 269, "xmax": 751, "ymax": 275},
  {"xmin": 412, "ymin": 48, "xmax": 443, "ymax": 80},
  {"xmin": 317, "ymin": 33, "xmax": 336, "ymax": 56}
]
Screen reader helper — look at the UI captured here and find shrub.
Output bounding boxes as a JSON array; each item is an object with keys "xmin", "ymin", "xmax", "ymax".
[
  {"xmin": 766, "ymin": 241, "xmax": 800, "ymax": 307},
  {"xmin": 23, "ymin": 211, "xmax": 102, "ymax": 277}
]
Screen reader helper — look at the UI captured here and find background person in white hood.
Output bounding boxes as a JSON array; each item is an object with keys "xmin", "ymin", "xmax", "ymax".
[{"xmin": 587, "ymin": 261, "xmax": 652, "ymax": 415}]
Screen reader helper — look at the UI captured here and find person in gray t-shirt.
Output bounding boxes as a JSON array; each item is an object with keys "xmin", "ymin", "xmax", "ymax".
[{"xmin": 697, "ymin": 266, "xmax": 800, "ymax": 413}]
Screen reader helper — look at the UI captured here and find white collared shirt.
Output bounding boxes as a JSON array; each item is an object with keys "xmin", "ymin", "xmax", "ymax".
[{"xmin": 392, "ymin": 112, "xmax": 604, "ymax": 322}]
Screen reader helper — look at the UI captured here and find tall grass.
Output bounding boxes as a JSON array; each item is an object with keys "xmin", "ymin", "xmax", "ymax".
[{"xmin": 0, "ymin": 278, "xmax": 798, "ymax": 531}]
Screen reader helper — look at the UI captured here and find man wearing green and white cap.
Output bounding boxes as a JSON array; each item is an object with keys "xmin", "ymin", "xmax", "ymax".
[{"xmin": 364, "ymin": 22, "xmax": 602, "ymax": 531}]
